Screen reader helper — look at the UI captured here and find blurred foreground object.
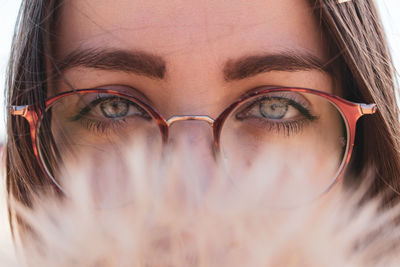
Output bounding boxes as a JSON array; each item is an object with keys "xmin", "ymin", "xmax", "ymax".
[{"xmin": 3, "ymin": 139, "xmax": 400, "ymax": 267}]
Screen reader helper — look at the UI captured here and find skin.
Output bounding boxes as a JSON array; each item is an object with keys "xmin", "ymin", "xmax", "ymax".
[{"xmin": 52, "ymin": 0, "xmax": 343, "ymax": 199}]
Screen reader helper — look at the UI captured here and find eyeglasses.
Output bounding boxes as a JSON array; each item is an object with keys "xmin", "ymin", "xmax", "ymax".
[{"xmin": 11, "ymin": 87, "xmax": 376, "ymax": 204}]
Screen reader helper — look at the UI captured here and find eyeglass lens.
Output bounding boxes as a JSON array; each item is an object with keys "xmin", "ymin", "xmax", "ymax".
[
  {"xmin": 219, "ymin": 91, "xmax": 347, "ymax": 205},
  {"xmin": 37, "ymin": 90, "xmax": 348, "ymax": 205}
]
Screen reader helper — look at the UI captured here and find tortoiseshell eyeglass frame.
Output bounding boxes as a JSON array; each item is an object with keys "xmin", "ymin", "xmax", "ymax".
[{"xmin": 10, "ymin": 87, "xmax": 377, "ymax": 194}]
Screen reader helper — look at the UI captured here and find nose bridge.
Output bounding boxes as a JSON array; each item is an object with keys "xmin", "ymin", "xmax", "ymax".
[
  {"xmin": 167, "ymin": 117, "xmax": 215, "ymax": 144},
  {"xmin": 166, "ymin": 117, "xmax": 216, "ymax": 161},
  {"xmin": 165, "ymin": 119, "xmax": 218, "ymax": 190}
]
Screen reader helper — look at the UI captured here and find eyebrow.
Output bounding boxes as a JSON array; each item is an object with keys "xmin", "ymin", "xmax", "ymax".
[
  {"xmin": 56, "ymin": 48, "xmax": 166, "ymax": 79},
  {"xmin": 223, "ymin": 52, "xmax": 330, "ymax": 81},
  {"xmin": 55, "ymin": 48, "xmax": 330, "ymax": 82}
]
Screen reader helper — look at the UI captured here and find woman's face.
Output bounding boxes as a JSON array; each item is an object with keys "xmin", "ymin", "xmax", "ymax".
[{"xmin": 49, "ymin": 0, "xmax": 345, "ymax": 203}]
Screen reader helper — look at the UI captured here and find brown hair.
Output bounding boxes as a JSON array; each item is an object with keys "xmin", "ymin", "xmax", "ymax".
[
  {"xmin": 5, "ymin": 0, "xmax": 400, "ymax": 231},
  {"xmin": 312, "ymin": 0, "xmax": 400, "ymax": 203}
]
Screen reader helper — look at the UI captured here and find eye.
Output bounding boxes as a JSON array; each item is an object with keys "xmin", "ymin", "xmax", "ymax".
[
  {"xmin": 75, "ymin": 95, "xmax": 152, "ymax": 121},
  {"xmin": 232, "ymin": 92, "xmax": 319, "ymax": 136},
  {"xmin": 259, "ymin": 98, "xmax": 296, "ymax": 120},
  {"xmin": 99, "ymin": 98, "xmax": 141, "ymax": 119},
  {"xmin": 236, "ymin": 96, "xmax": 309, "ymax": 122}
]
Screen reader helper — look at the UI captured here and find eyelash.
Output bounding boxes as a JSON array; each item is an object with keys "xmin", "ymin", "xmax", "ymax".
[
  {"xmin": 235, "ymin": 96, "xmax": 318, "ymax": 136},
  {"xmin": 69, "ymin": 93, "xmax": 318, "ymax": 137},
  {"xmin": 71, "ymin": 96, "xmax": 150, "ymax": 135},
  {"xmin": 248, "ymin": 117, "xmax": 311, "ymax": 136},
  {"xmin": 80, "ymin": 117, "xmax": 129, "ymax": 135}
]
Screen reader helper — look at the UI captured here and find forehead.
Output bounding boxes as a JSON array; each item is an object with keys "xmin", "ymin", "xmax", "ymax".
[{"xmin": 55, "ymin": 0, "xmax": 327, "ymax": 61}]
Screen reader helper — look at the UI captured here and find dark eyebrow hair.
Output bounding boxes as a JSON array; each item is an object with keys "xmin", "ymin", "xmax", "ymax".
[
  {"xmin": 55, "ymin": 48, "xmax": 166, "ymax": 79},
  {"xmin": 223, "ymin": 52, "xmax": 331, "ymax": 81}
]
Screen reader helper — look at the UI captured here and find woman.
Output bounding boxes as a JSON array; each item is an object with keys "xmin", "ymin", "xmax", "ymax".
[{"xmin": 5, "ymin": 0, "xmax": 400, "ymax": 230}]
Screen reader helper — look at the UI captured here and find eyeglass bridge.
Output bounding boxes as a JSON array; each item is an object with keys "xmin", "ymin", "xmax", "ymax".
[{"xmin": 166, "ymin": 115, "xmax": 215, "ymax": 127}]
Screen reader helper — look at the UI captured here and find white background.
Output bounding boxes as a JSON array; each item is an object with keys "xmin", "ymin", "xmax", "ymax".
[{"xmin": 0, "ymin": 0, "xmax": 399, "ymax": 141}]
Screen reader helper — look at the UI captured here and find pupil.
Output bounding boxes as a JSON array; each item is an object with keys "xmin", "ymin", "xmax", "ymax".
[
  {"xmin": 260, "ymin": 99, "xmax": 288, "ymax": 119},
  {"xmin": 100, "ymin": 99, "xmax": 129, "ymax": 118}
]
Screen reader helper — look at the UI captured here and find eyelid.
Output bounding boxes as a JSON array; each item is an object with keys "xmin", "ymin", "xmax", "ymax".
[
  {"xmin": 242, "ymin": 87, "xmax": 314, "ymax": 110},
  {"xmin": 264, "ymin": 91, "xmax": 312, "ymax": 110},
  {"xmin": 68, "ymin": 94, "xmax": 139, "ymax": 122},
  {"xmin": 235, "ymin": 90, "xmax": 318, "ymax": 122},
  {"xmin": 240, "ymin": 85, "xmax": 310, "ymax": 101},
  {"xmin": 91, "ymin": 84, "xmax": 153, "ymax": 106}
]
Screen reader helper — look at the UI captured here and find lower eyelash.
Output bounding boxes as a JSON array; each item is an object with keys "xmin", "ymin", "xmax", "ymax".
[
  {"xmin": 249, "ymin": 117, "xmax": 311, "ymax": 137},
  {"xmin": 274, "ymin": 119, "xmax": 309, "ymax": 136},
  {"xmin": 80, "ymin": 118, "xmax": 128, "ymax": 136}
]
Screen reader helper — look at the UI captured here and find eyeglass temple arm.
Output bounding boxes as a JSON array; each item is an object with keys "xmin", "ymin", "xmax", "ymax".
[
  {"xmin": 9, "ymin": 105, "xmax": 66, "ymax": 195},
  {"xmin": 9, "ymin": 104, "xmax": 40, "ymax": 153}
]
